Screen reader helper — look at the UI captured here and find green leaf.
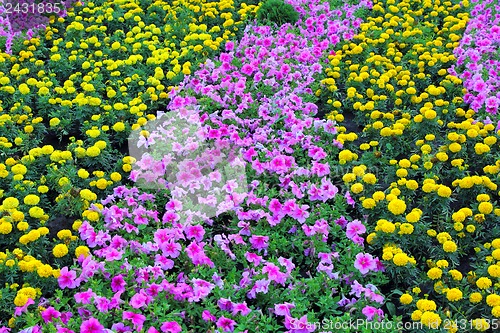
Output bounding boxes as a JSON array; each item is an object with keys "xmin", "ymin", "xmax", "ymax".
[{"xmin": 386, "ymin": 302, "xmax": 397, "ymax": 317}]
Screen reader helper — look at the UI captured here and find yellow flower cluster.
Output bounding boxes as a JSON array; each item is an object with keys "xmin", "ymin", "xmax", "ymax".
[{"xmin": 322, "ymin": 0, "xmax": 500, "ymax": 325}]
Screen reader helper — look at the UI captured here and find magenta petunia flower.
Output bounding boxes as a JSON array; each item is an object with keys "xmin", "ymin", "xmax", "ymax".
[
  {"xmin": 160, "ymin": 321, "xmax": 182, "ymax": 333},
  {"xmin": 249, "ymin": 235, "xmax": 269, "ymax": 250},
  {"xmin": 41, "ymin": 307, "xmax": 60, "ymax": 323},
  {"xmin": 122, "ymin": 311, "xmax": 146, "ymax": 332},
  {"xmin": 80, "ymin": 318, "xmax": 105, "ymax": 333},
  {"xmin": 216, "ymin": 316, "xmax": 236, "ymax": 332},
  {"xmin": 184, "ymin": 224, "xmax": 205, "ymax": 242},
  {"xmin": 274, "ymin": 302, "xmax": 295, "ymax": 317},
  {"xmin": 202, "ymin": 310, "xmax": 216, "ymax": 322},
  {"xmin": 354, "ymin": 253, "xmax": 377, "ymax": 275},
  {"xmin": 129, "ymin": 291, "xmax": 151, "ymax": 309},
  {"xmin": 262, "ymin": 262, "xmax": 287, "ymax": 285},
  {"xmin": 362, "ymin": 306, "xmax": 384, "ymax": 321},
  {"xmin": 58, "ymin": 267, "xmax": 79, "ymax": 289},
  {"xmin": 345, "ymin": 220, "xmax": 366, "ymax": 240},
  {"xmin": 284, "ymin": 315, "xmax": 315, "ymax": 333}
]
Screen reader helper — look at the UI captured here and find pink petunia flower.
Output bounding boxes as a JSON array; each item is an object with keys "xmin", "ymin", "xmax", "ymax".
[
  {"xmin": 184, "ymin": 224, "xmax": 205, "ymax": 242},
  {"xmin": 345, "ymin": 220, "xmax": 366, "ymax": 240},
  {"xmin": 58, "ymin": 267, "xmax": 79, "ymax": 289},
  {"xmin": 274, "ymin": 302, "xmax": 295, "ymax": 317},
  {"xmin": 354, "ymin": 253, "xmax": 377, "ymax": 275},
  {"xmin": 80, "ymin": 318, "xmax": 105, "ymax": 333},
  {"xmin": 160, "ymin": 321, "xmax": 182, "ymax": 333},
  {"xmin": 249, "ymin": 235, "xmax": 269, "ymax": 251},
  {"xmin": 362, "ymin": 306, "xmax": 384, "ymax": 321},
  {"xmin": 122, "ymin": 311, "xmax": 146, "ymax": 332},
  {"xmin": 216, "ymin": 316, "xmax": 236, "ymax": 332}
]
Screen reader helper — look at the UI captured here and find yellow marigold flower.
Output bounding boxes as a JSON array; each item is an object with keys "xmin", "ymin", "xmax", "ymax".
[
  {"xmin": 471, "ymin": 319, "xmax": 490, "ymax": 331},
  {"xmin": 448, "ymin": 269, "xmax": 462, "ymax": 281},
  {"xmin": 443, "ymin": 240, "xmax": 457, "ymax": 253},
  {"xmin": 23, "ymin": 194, "xmax": 40, "ymax": 206},
  {"xmin": 486, "ymin": 294, "xmax": 500, "ymax": 307},
  {"xmin": 405, "ymin": 212, "xmax": 420, "ymax": 223},
  {"xmin": 2, "ymin": 197, "xmax": 19, "ymax": 209},
  {"xmin": 359, "ymin": 143, "xmax": 370, "ymax": 150},
  {"xmin": 86, "ymin": 211, "xmax": 100, "ymax": 222},
  {"xmin": 342, "ymin": 173, "xmax": 356, "ymax": 183},
  {"xmin": 382, "ymin": 251, "xmax": 393, "ymax": 261},
  {"xmin": 73, "ymin": 220, "xmax": 82, "ymax": 231},
  {"xmin": 449, "ymin": 142, "xmax": 461, "ymax": 153},
  {"xmin": 58, "ymin": 177, "xmax": 70, "ymax": 187},
  {"xmin": 427, "ymin": 267, "xmax": 442, "ymax": 280},
  {"xmin": 75, "ymin": 245, "xmax": 90, "ymax": 258},
  {"xmin": 416, "ymin": 299, "xmax": 437, "ymax": 312},
  {"xmin": 446, "ymin": 288, "xmax": 463, "ymax": 302},
  {"xmin": 476, "ymin": 277, "xmax": 493, "ymax": 289},
  {"xmin": 113, "ymin": 122, "xmax": 125, "ymax": 132},
  {"xmin": 380, "ymin": 221, "xmax": 395, "ymax": 233},
  {"xmin": 387, "ymin": 198, "xmax": 406, "ymax": 215},
  {"xmin": 37, "ymin": 264, "xmax": 53, "ymax": 278},
  {"xmin": 110, "ymin": 172, "xmax": 122, "ymax": 182},
  {"xmin": 362, "ymin": 173, "xmax": 376, "ymax": 184},
  {"xmin": 484, "ymin": 136, "xmax": 497, "ymax": 146},
  {"xmin": 53, "ymin": 244, "xmax": 68, "ymax": 258},
  {"xmin": 339, "ymin": 149, "xmax": 356, "ymax": 162},
  {"xmin": 0, "ymin": 221, "xmax": 13, "ymax": 234},
  {"xmin": 400, "ymin": 293, "xmax": 413, "ymax": 305},
  {"xmin": 396, "ymin": 168, "xmax": 408, "ymax": 178},
  {"xmin": 95, "ymin": 141, "xmax": 107, "ymax": 150},
  {"xmin": 86, "ymin": 146, "xmax": 101, "ymax": 157},
  {"xmin": 14, "ymin": 293, "xmax": 29, "ymax": 307},
  {"xmin": 454, "ymin": 222, "xmax": 464, "ymax": 231},
  {"xmin": 362, "ymin": 198, "xmax": 376, "ymax": 209},
  {"xmin": 393, "ymin": 253, "xmax": 409, "ymax": 266},
  {"xmin": 405, "ymin": 180, "xmax": 418, "ymax": 191},
  {"xmin": 478, "ymin": 202, "xmax": 493, "ymax": 214},
  {"xmin": 17, "ymin": 221, "xmax": 29, "ymax": 231},
  {"xmin": 436, "ymin": 260, "xmax": 448, "ymax": 268},
  {"xmin": 477, "ymin": 194, "xmax": 490, "ymax": 202},
  {"xmin": 57, "ymin": 230, "xmax": 72, "ymax": 240},
  {"xmin": 78, "ymin": 169, "xmax": 89, "ymax": 179},
  {"xmin": 488, "ymin": 265, "xmax": 500, "ymax": 278},
  {"xmin": 372, "ymin": 191, "xmax": 385, "ymax": 201},
  {"xmin": 366, "ymin": 233, "xmax": 376, "ymax": 244},
  {"xmin": 350, "ymin": 183, "xmax": 363, "ymax": 194},
  {"xmin": 437, "ymin": 185, "xmax": 452, "ymax": 198},
  {"xmin": 452, "ymin": 211, "xmax": 466, "ymax": 223},
  {"xmin": 96, "ymin": 178, "xmax": 108, "ymax": 190},
  {"xmin": 420, "ymin": 311, "xmax": 441, "ymax": 328},
  {"xmin": 398, "ymin": 223, "xmax": 414, "ymax": 235},
  {"xmin": 38, "ymin": 227, "xmax": 49, "ymax": 235},
  {"xmin": 28, "ymin": 207, "xmax": 44, "ymax": 219},
  {"xmin": 470, "ymin": 292, "xmax": 483, "ymax": 303},
  {"xmin": 18, "ymin": 83, "xmax": 30, "ymax": 94},
  {"xmin": 411, "ymin": 310, "xmax": 423, "ymax": 321},
  {"xmin": 80, "ymin": 189, "xmax": 97, "ymax": 201},
  {"xmin": 49, "ymin": 118, "xmax": 60, "ymax": 127}
]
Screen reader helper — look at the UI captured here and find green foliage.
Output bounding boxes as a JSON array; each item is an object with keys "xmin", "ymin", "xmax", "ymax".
[{"xmin": 256, "ymin": 0, "xmax": 299, "ymax": 27}]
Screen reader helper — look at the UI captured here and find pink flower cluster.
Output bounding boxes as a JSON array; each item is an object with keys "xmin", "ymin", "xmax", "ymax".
[
  {"xmin": 449, "ymin": 0, "xmax": 500, "ymax": 121},
  {"xmin": 5, "ymin": 0, "xmax": 389, "ymax": 332}
]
